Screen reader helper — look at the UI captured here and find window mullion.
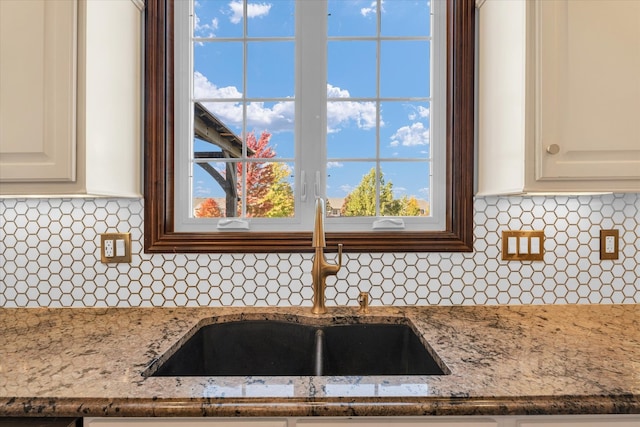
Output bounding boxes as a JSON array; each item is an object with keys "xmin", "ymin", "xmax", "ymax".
[
  {"xmin": 174, "ymin": 0, "xmax": 194, "ymax": 229},
  {"xmin": 375, "ymin": 0, "xmax": 382, "ymax": 217},
  {"xmin": 296, "ymin": 0, "xmax": 328, "ymax": 225}
]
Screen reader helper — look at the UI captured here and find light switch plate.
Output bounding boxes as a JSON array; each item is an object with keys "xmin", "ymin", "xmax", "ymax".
[
  {"xmin": 502, "ymin": 230, "xmax": 545, "ymax": 261},
  {"xmin": 101, "ymin": 233, "xmax": 132, "ymax": 263},
  {"xmin": 600, "ymin": 229, "xmax": 619, "ymax": 260}
]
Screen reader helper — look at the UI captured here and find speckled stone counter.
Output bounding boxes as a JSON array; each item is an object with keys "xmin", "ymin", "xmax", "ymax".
[{"xmin": 1, "ymin": 304, "xmax": 639, "ymax": 418}]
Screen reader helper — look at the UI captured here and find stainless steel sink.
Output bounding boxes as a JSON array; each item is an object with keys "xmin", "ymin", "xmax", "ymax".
[{"xmin": 146, "ymin": 320, "xmax": 446, "ymax": 377}]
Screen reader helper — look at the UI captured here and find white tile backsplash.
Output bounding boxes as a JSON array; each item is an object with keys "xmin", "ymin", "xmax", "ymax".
[{"xmin": 0, "ymin": 193, "xmax": 638, "ymax": 307}]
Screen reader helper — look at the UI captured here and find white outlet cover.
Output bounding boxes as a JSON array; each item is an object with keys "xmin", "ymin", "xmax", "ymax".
[
  {"xmin": 605, "ymin": 235, "xmax": 616, "ymax": 253},
  {"xmin": 104, "ymin": 239, "xmax": 114, "ymax": 258}
]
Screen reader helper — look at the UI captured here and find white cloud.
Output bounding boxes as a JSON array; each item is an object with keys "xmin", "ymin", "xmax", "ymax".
[
  {"xmin": 246, "ymin": 101, "xmax": 295, "ymax": 131},
  {"xmin": 193, "ymin": 0, "xmax": 220, "ymax": 38},
  {"xmin": 194, "ymin": 13, "xmax": 219, "ymax": 38},
  {"xmin": 194, "ymin": 71, "xmax": 294, "ymax": 133},
  {"xmin": 327, "ymin": 84, "xmax": 377, "ymax": 133},
  {"xmin": 408, "ymin": 105, "xmax": 430, "ymax": 121},
  {"xmin": 193, "ymin": 71, "xmax": 244, "ymax": 126},
  {"xmin": 327, "ymin": 162, "xmax": 344, "ymax": 169},
  {"xmin": 194, "ymin": 180, "xmax": 213, "ymax": 197},
  {"xmin": 194, "ymin": 71, "xmax": 242, "ymax": 99},
  {"xmin": 229, "ymin": 0, "xmax": 272, "ymax": 24},
  {"xmin": 327, "ymin": 84, "xmax": 351, "ymax": 98},
  {"xmin": 390, "ymin": 122, "xmax": 430, "ymax": 147},
  {"xmin": 340, "ymin": 184, "xmax": 354, "ymax": 194},
  {"xmin": 194, "ymin": 74, "xmax": 379, "ymax": 136},
  {"xmin": 360, "ymin": 0, "xmax": 384, "ymax": 17},
  {"xmin": 392, "ymin": 186, "xmax": 407, "ymax": 197}
]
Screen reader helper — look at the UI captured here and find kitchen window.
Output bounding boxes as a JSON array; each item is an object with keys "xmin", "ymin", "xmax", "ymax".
[{"xmin": 144, "ymin": 0, "xmax": 474, "ymax": 253}]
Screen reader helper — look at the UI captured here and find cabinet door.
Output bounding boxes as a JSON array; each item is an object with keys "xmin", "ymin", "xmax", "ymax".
[
  {"xmin": 0, "ymin": 0, "xmax": 76, "ymax": 182},
  {"xmin": 518, "ymin": 419, "xmax": 640, "ymax": 427},
  {"xmin": 84, "ymin": 419, "xmax": 286, "ymax": 427},
  {"xmin": 536, "ymin": 0, "xmax": 640, "ymax": 181},
  {"xmin": 298, "ymin": 419, "xmax": 497, "ymax": 427},
  {"xmin": 0, "ymin": 419, "xmax": 78, "ymax": 427}
]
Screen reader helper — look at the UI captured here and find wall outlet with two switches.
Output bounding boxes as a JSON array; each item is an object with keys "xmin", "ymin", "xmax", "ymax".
[{"xmin": 101, "ymin": 233, "xmax": 132, "ymax": 263}]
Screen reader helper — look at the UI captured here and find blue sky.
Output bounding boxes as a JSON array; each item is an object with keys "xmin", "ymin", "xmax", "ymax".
[{"xmin": 191, "ymin": 0, "xmax": 432, "ymax": 203}]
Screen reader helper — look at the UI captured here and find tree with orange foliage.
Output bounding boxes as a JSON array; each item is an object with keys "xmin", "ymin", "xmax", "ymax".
[
  {"xmin": 195, "ymin": 130, "xmax": 293, "ymax": 218},
  {"xmin": 239, "ymin": 131, "xmax": 276, "ymax": 217},
  {"xmin": 238, "ymin": 131, "xmax": 293, "ymax": 218},
  {"xmin": 194, "ymin": 197, "xmax": 222, "ymax": 218}
]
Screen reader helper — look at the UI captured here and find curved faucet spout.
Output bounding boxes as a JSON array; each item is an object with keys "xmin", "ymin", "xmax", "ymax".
[{"xmin": 311, "ymin": 198, "xmax": 342, "ymax": 314}]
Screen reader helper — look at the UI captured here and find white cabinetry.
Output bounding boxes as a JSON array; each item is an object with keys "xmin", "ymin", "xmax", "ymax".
[
  {"xmin": 83, "ymin": 416, "xmax": 640, "ymax": 427},
  {"xmin": 84, "ymin": 419, "xmax": 497, "ymax": 427},
  {"xmin": 477, "ymin": 0, "xmax": 640, "ymax": 195},
  {"xmin": 515, "ymin": 417, "xmax": 640, "ymax": 427},
  {"xmin": 296, "ymin": 419, "xmax": 497, "ymax": 426},
  {"xmin": 0, "ymin": 0, "xmax": 142, "ymax": 197},
  {"xmin": 84, "ymin": 420, "xmax": 287, "ymax": 427},
  {"xmin": 0, "ymin": 0, "xmax": 76, "ymax": 183}
]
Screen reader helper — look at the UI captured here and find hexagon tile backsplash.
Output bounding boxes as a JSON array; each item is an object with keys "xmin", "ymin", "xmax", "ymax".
[{"xmin": 1, "ymin": 193, "xmax": 639, "ymax": 308}]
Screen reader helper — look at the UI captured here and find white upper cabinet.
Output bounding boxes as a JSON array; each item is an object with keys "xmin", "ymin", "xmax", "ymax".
[
  {"xmin": 477, "ymin": 0, "xmax": 640, "ymax": 195},
  {"xmin": 0, "ymin": 0, "xmax": 142, "ymax": 197},
  {"xmin": 0, "ymin": 0, "xmax": 77, "ymax": 183}
]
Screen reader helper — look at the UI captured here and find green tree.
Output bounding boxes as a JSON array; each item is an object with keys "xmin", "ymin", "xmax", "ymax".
[
  {"xmin": 399, "ymin": 196, "xmax": 422, "ymax": 216},
  {"xmin": 341, "ymin": 168, "xmax": 401, "ymax": 216},
  {"xmin": 262, "ymin": 162, "xmax": 294, "ymax": 218}
]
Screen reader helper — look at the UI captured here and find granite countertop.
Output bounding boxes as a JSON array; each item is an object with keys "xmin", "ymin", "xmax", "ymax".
[{"xmin": 1, "ymin": 304, "xmax": 639, "ymax": 418}]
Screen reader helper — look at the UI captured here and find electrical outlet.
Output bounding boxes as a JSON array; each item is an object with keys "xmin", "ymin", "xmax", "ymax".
[
  {"xmin": 104, "ymin": 239, "xmax": 114, "ymax": 258},
  {"xmin": 605, "ymin": 236, "xmax": 616, "ymax": 253},
  {"xmin": 101, "ymin": 233, "xmax": 132, "ymax": 263},
  {"xmin": 600, "ymin": 229, "xmax": 619, "ymax": 260}
]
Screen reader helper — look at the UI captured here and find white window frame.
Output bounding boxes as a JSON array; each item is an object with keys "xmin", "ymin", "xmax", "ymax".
[{"xmin": 173, "ymin": 0, "xmax": 446, "ymax": 234}]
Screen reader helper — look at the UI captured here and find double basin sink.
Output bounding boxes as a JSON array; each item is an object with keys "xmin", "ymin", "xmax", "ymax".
[{"xmin": 146, "ymin": 320, "xmax": 447, "ymax": 377}]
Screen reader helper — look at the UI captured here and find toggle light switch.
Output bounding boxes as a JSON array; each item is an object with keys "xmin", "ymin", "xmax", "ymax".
[
  {"xmin": 507, "ymin": 237, "xmax": 517, "ymax": 254},
  {"xmin": 519, "ymin": 237, "xmax": 529, "ymax": 254},
  {"xmin": 530, "ymin": 236, "xmax": 541, "ymax": 255},
  {"xmin": 116, "ymin": 239, "xmax": 126, "ymax": 257}
]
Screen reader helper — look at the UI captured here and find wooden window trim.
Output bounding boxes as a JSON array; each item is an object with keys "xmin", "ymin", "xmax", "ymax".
[{"xmin": 143, "ymin": 0, "xmax": 475, "ymax": 254}]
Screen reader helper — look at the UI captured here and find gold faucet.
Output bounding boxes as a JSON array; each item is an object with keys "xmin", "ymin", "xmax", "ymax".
[{"xmin": 311, "ymin": 198, "xmax": 342, "ymax": 314}]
